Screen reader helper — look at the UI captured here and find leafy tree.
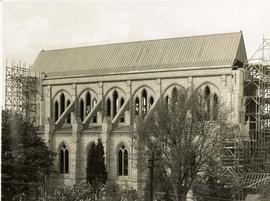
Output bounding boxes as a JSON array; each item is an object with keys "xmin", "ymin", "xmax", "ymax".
[
  {"xmin": 105, "ymin": 181, "xmax": 121, "ymax": 201},
  {"xmin": 47, "ymin": 181, "xmax": 138, "ymax": 201},
  {"xmin": 118, "ymin": 182, "xmax": 139, "ymax": 201},
  {"xmin": 86, "ymin": 138, "xmax": 107, "ymax": 199},
  {"xmin": 143, "ymin": 160, "xmax": 172, "ymax": 201},
  {"xmin": 87, "ymin": 142, "xmax": 97, "ymax": 184},
  {"xmin": 193, "ymin": 158, "xmax": 238, "ymax": 201},
  {"xmin": 134, "ymin": 87, "xmax": 230, "ymax": 201},
  {"xmin": 1, "ymin": 110, "xmax": 55, "ymax": 201},
  {"xmin": 106, "ymin": 181, "xmax": 138, "ymax": 201},
  {"xmin": 47, "ymin": 182, "xmax": 102, "ymax": 201}
]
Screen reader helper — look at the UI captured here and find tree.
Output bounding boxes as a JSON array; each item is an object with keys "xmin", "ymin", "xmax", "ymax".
[
  {"xmin": 47, "ymin": 182, "xmax": 102, "ymax": 201},
  {"xmin": 105, "ymin": 181, "xmax": 121, "ymax": 201},
  {"xmin": 258, "ymin": 184, "xmax": 270, "ymax": 201},
  {"xmin": 134, "ymin": 87, "xmax": 230, "ymax": 201},
  {"xmin": 47, "ymin": 181, "xmax": 138, "ymax": 201},
  {"xmin": 86, "ymin": 138, "xmax": 107, "ymax": 199},
  {"xmin": 106, "ymin": 181, "xmax": 138, "ymax": 201},
  {"xmin": 1, "ymin": 110, "xmax": 55, "ymax": 201},
  {"xmin": 193, "ymin": 158, "xmax": 237, "ymax": 201},
  {"xmin": 143, "ymin": 160, "xmax": 172, "ymax": 201}
]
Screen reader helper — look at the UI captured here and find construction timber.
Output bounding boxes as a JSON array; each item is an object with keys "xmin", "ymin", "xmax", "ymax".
[
  {"xmin": 244, "ymin": 37, "xmax": 270, "ymax": 173},
  {"xmin": 5, "ymin": 60, "xmax": 39, "ymax": 122},
  {"xmin": 220, "ymin": 38, "xmax": 270, "ymax": 199}
]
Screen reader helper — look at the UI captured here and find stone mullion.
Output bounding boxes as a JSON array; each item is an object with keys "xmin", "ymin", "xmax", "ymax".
[
  {"xmin": 83, "ymin": 94, "xmax": 86, "ymax": 120},
  {"xmin": 58, "ymin": 97, "xmax": 61, "ymax": 122},
  {"xmin": 115, "ymin": 95, "xmax": 119, "ymax": 116},
  {"xmin": 110, "ymin": 94, "xmax": 114, "ymax": 119}
]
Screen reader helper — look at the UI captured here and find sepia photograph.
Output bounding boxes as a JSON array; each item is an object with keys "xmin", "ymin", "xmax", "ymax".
[{"xmin": 1, "ymin": 0, "xmax": 270, "ymax": 200}]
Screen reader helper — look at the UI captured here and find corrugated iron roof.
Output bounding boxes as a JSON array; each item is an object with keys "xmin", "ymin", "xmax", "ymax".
[{"xmin": 31, "ymin": 32, "xmax": 247, "ymax": 77}]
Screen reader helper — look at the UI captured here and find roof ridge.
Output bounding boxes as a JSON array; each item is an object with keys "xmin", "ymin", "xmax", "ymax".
[{"xmin": 41, "ymin": 31, "xmax": 242, "ymax": 53}]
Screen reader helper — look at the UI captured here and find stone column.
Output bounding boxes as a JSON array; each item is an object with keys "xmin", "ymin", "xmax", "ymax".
[
  {"xmin": 101, "ymin": 117, "xmax": 112, "ymax": 180},
  {"xmin": 43, "ymin": 85, "xmax": 55, "ymax": 193},
  {"xmin": 99, "ymin": 82, "xmax": 113, "ymax": 181},
  {"xmin": 97, "ymin": 82, "xmax": 103, "ymax": 124},
  {"xmin": 70, "ymin": 84, "xmax": 83, "ymax": 185},
  {"xmin": 156, "ymin": 78, "xmax": 161, "ymax": 98},
  {"xmin": 233, "ymin": 69, "xmax": 243, "ymax": 124},
  {"xmin": 126, "ymin": 80, "xmax": 131, "ymax": 125},
  {"xmin": 187, "ymin": 76, "xmax": 193, "ymax": 92},
  {"xmin": 44, "ymin": 85, "xmax": 54, "ymax": 148}
]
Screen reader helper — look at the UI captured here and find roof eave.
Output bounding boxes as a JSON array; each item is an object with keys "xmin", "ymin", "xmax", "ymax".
[{"xmin": 43, "ymin": 64, "xmax": 233, "ymax": 80}]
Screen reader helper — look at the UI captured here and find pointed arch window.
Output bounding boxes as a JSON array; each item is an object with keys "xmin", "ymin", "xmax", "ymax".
[
  {"xmin": 172, "ymin": 87, "xmax": 178, "ymax": 109},
  {"xmin": 113, "ymin": 91, "xmax": 119, "ymax": 117},
  {"xmin": 80, "ymin": 99, "xmax": 84, "ymax": 121},
  {"xmin": 107, "ymin": 98, "xmax": 111, "ymax": 117},
  {"xmin": 60, "ymin": 93, "xmax": 65, "ymax": 115},
  {"xmin": 118, "ymin": 145, "xmax": 128, "ymax": 176},
  {"xmin": 142, "ymin": 89, "xmax": 147, "ymax": 115},
  {"xmin": 60, "ymin": 145, "xmax": 69, "ymax": 174},
  {"xmin": 93, "ymin": 98, "xmax": 97, "ymax": 123},
  {"xmin": 205, "ymin": 86, "xmax": 211, "ymax": 120},
  {"xmin": 86, "ymin": 92, "xmax": 91, "ymax": 115},
  {"xmin": 135, "ymin": 97, "xmax": 140, "ymax": 116},
  {"xmin": 213, "ymin": 94, "xmax": 218, "ymax": 120},
  {"xmin": 165, "ymin": 96, "xmax": 169, "ymax": 108},
  {"xmin": 120, "ymin": 98, "xmax": 125, "ymax": 123},
  {"xmin": 149, "ymin": 96, "xmax": 154, "ymax": 108},
  {"xmin": 55, "ymin": 101, "xmax": 59, "ymax": 122},
  {"xmin": 66, "ymin": 100, "xmax": 71, "ymax": 124},
  {"xmin": 124, "ymin": 150, "xmax": 128, "ymax": 175}
]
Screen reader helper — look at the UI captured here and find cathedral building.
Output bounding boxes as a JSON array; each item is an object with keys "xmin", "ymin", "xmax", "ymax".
[{"xmin": 31, "ymin": 32, "xmax": 248, "ymax": 193}]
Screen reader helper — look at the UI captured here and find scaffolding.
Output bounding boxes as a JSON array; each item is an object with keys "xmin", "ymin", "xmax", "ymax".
[
  {"xmin": 220, "ymin": 38, "xmax": 270, "ymax": 198},
  {"xmin": 244, "ymin": 37, "xmax": 270, "ymax": 173},
  {"xmin": 220, "ymin": 125, "xmax": 251, "ymax": 200},
  {"xmin": 5, "ymin": 60, "xmax": 39, "ymax": 122}
]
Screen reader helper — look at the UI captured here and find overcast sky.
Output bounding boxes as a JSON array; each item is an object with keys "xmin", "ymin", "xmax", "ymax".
[
  {"xmin": 1, "ymin": 0, "xmax": 270, "ymax": 107},
  {"xmin": 3, "ymin": 0, "xmax": 270, "ymax": 63}
]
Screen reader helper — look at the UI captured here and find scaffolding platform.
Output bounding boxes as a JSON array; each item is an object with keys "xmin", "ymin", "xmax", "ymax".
[{"xmin": 5, "ymin": 60, "xmax": 40, "ymax": 122}]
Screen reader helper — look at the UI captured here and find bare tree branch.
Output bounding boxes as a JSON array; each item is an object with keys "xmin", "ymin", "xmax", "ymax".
[{"xmin": 134, "ymin": 87, "xmax": 232, "ymax": 201}]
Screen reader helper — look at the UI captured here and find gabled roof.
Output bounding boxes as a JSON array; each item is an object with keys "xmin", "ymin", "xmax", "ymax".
[{"xmin": 31, "ymin": 32, "xmax": 247, "ymax": 77}]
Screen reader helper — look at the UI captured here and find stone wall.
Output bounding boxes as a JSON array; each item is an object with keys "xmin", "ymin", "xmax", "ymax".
[{"xmin": 40, "ymin": 66, "xmax": 245, "ymax": 193}]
